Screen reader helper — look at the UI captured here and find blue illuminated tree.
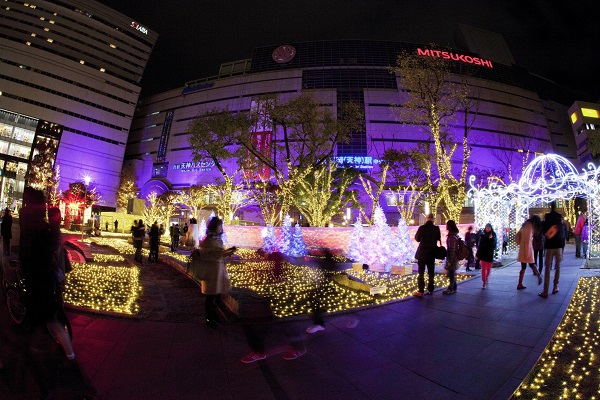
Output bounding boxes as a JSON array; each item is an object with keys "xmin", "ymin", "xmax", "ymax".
[
  {"xmin": 262, "ymin": 224, "xmax": 277, "ymax": 254},
  {"xmin": 288, "ymin": 223, "xmax": 307, "ymax": 257},
  {"xmin": 277, "ymin": 214, "xmax": 293, "ymax": 255}
]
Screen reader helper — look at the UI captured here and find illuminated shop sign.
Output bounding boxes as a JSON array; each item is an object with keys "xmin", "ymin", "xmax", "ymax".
[
  {"xmin": 417, "ymin": 48, "xmax": 493, "ymax": 68},
  {"xmin": 335, "ymin": 156, "xmax": 379, "ymax": 169},
  {"xmin": 173, "ymin": 160, "xmax": 215, "ymax": 172},
  {"xmin": 131, "ymin": 21, "xmax": 148, "ymax": 35}
]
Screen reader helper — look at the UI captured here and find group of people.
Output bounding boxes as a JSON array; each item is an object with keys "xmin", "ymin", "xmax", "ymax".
[
  {"xmin": 413, "ymin": 201, "xmax": 578, "ymax": 299},
  {"xmin": 515, "ymin": 201, "xmax": 566, "ymax": 297},
  {"xmin": 412, "ymin": 214, "xmax": 497, "ymax": 297},
  {"xmin": 130, "ymin": 220, "xmax": 164, "ymax": 264}
]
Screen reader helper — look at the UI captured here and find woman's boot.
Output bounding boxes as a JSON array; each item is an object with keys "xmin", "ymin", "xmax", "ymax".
[
  {"xmin": 531, "ymin": 264, "xmax": 542, "ymax": 285},
  {"xmin": 517, "ymin": 269, "xmax": 526, "ymax": 289}
]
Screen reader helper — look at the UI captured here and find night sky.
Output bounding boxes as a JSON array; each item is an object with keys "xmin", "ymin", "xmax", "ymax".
[{"xmin": 98, "ymin": 0, "xmax": 599, "ymax": 100}]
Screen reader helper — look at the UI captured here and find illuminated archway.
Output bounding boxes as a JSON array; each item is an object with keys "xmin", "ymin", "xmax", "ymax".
[{"xmin": 469, "ymin": 154, "xmax": 600, "ymax": 260}]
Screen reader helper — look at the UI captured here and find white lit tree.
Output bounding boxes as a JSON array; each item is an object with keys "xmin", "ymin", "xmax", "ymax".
[
  {"xmin": 262, "ymin": 224, "xmax": 277, "ymax": 254},
  {"xmin": 346, "ymin": 217, "xmax": 365, "ymax": 262},
  {"xmin": 395, "ymin": 216, "xmax": 413, "ymax": 264},
  {"xmin": 288, "ymin": 223, "xmax": 307, "ymax": 257},
  {"xmin": 278, "ymin": 214, "xmax": 293, "ymax": 254},
  {"xmin": 198, "ymin": 218, "xmax": 207, "ymax": 242},
  {"xmin": 362, "ymin": 206, "xmax": 396, "ymax": 272}
]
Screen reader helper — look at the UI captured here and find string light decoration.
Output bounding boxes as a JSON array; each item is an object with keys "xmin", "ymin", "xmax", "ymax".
[
  {"xmin": 64, "ymin": 262, "xmax": 140, "ymax": 314},
  {"xmin": 469, "ymin": 154, "xmax": 600, "ymax": 259},
  {"xmin": 226, "ymin": 259, "xmax": 469, "ymax": 317},
  {"xmin": 92, "ymin": 254, "xmax": 125, "ymax": 263},
  {"xmin": 513, "ymin": 277, "xmax": 600, "ymax": 400}
]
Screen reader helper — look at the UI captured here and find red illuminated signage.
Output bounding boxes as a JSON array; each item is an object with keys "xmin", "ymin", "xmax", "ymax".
[
  {"xmin": 131, "ymin": 22, "xmax": 148, "ymax": 35},
  {"xmin": 417, "ymin": 48, "xmax": 493, "ymax": 68}
]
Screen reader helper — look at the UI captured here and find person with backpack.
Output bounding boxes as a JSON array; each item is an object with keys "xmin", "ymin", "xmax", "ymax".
[
  {"xmin": 476, "ymin": 223, "xmax": 497, "ymax": 289},
  {"xmin": 515, "ymin": 216, "xmax": 542, "ymax": 290},
  {"xmin": 539, "ymin": 202, "xmax": 565, "ymax": 298},
  {"xmin": 443, "ymin": 220, "xmax": 461, "ymax": 295}
]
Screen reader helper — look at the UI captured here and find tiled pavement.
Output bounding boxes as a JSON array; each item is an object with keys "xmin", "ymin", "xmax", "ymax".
[{"xmin": 2, "ymin": 243, "xmax": 597, "ymax": 399}]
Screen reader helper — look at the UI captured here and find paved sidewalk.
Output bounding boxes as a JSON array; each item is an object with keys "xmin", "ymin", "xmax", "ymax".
[{"xmin": 2, "ymin": 243, "xmax": 596, "ymax": 399}]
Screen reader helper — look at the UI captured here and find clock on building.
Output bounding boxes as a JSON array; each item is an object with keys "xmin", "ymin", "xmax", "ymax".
[{"xmin": 272, "ymin": 45, "xmax": 296, "ymax": 63}]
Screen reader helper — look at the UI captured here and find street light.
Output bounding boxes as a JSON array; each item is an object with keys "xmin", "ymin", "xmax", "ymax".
[{"xmin": 81, "ymin": 175, "xmax": 91, "ymax": 242}]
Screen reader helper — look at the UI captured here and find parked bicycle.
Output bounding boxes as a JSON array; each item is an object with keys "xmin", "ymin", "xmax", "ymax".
[{"xmin": 3, "ymin": 259, "xmax": 26, "ymax": 324}]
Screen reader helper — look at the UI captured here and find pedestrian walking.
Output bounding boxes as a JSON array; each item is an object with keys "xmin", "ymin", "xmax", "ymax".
[
  {"xmin": 412, "ymin": 213, "xmax": 441, "ymax": 297},
  {"xmin": 133, "ymin": 220, "xmax": 145, "ymax": 264},
  {"xmin": 148, "ymin": 220, "xmax": 159, "ymax": 262},
  {"xmin": 170, "ymin": 223, "xmax": 180, "ymax": 251},
  {"xmin": 465, "ymin": 225, "xmax": 477, "ymax": 271},
  {"xmin": 1, "ymin": 207, "xmax": 12, "ymax": 255},
  {"xmin": 474, "ymin": 227, "xmax": 484, "ymax": 269},
  {"xmin": 539, "ymin": 201, "xmax": 565, "ymax": 298},
  {"xmin": 574, "ymin": 213, "xmax": 586, "ymax": 258},
  {"xmin": 114, "ymin": 219, "xmax": 118, "ymax": 232},
  {"xmin": 443, "ymin": 220, "xmax": 460, "ymax": 295},
  {"xmin": 306, "ymin": 249, "xmax": 336, "ymax": 333},
  {"xmin": 531, "ymin": 215, "xmax": 545, "ymax": 275},
  {"xmin": 515, "ymin": 216, "xmax": 542, "ymax": 290},
  {"xmin": 476, "ymin": 223, "xmax": 496, "ymax": 288},
  {"xmin": 581, "ymin": 219, "xmax": 590, "ymax": 259},
  {"xmin": 198, "ymin": 217, "xmax": 235, "ymax": 328}
]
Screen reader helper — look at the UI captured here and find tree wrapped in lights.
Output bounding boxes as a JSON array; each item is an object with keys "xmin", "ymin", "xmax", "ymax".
[
  {"xmin": 205, "ymin": 172, "xmax": 251, "ymax": 225},
  {"xmin": 362, "ymin": 206, "xmax": 397, "ymax": 272},
  {"xmin": 395, "ymin": 216, "xmax": 413, "ymax": 264},
  {"xmin": 262, "ymin": 224, "xmax": 277, "ymax": 254},
  {"xmin": 26, "ymin": 137, "xmax": 58, "ymax": 192},
  {"xmin": 277, "ymin": 214, "xmax": 293, "ymax": 255},
  {"xmin": 176, "ymin": 184, "xmax": 209, "ymax": 222},
  {"xmin": 143, "ymin": 192, "xmax": 177, "ymax": 230},
  {"xmin": 62, "ymin": 181, "xmax": 101, "ymax": 226},
  {"xmin": 391, "ymin": 50, "xmax": 479, "ymax": 221},
  {"xmin": 294, "ymin": 162, "xmax": 358, "ymax": 227},
  {"xmin": 248, "ymin": 179, "xmax": 283, "ymax": 226},
  {"xmin": 357, "ymin": 164, "xmax": 389, "ymax": 224},
  {"xmin": 288, "ymin": 223, "xmax": 307, "ymax": 257},
  {"xmin": 346, "ymin": 217, "xmax": 365, "ymax": 262},
  {"xmin": 116, "ymin": 163, "xmax": 140, "ymax": 211}
]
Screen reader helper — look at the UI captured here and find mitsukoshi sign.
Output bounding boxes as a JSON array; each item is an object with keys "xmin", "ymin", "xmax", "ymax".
[{"xmin": 417, "ymin": 48, "xmax": 493, "ymax": 68}]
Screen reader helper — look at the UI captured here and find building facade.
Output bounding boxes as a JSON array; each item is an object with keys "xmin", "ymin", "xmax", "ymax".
[
  {"xmin": 0, "ymin": 0, "xmax": 157, "ymax": 209},
  {"xmin": 127, "ymin": 34, "xmax": 591, "ymax": 223},
  {"xmin": 569, "ymin": 101, "xmax": 600, "ymax": 166}
]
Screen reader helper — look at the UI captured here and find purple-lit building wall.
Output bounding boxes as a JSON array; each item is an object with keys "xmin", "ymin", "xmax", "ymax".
[
  {"xmin": 0, "ymin": 0, "xmax": 157, "ymax": 209},
  {"xmin": 127, "ymin": 38, "xmax": 582, "ymax": 223}
]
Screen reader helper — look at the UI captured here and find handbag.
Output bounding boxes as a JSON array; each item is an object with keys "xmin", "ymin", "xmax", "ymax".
[
  {"xmin": 435, "ymin": 245, "xmax": 447, "ymax": 260},
  {"xmin": 188, "ymin": 249, "xmax": 208, "ymax": 280}
]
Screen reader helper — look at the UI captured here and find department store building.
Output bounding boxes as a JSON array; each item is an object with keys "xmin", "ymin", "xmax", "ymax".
[{"xmin": 126, "ymin": 27, "xmax": 594, "ymax": 222}]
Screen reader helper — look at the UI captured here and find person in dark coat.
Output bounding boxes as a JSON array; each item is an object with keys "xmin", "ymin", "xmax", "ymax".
[
  {"xmin": 413, "ymin": 213, "xmax": 441, "ymax": 297},
  {"xmin": 114, "ymin": 219, "xmax": 118, "ymax": 232},
  {"xmin": 132, "ymin": 220, "xmax": 145, "ymax": 264},
  {"xmin": 474, "ymin": 227, "xmax": 484, "ymax": 269},
  {"xmin": 148, "ymin": 221, "xmax": 160, "ymax": 262},
  {"xmin": 476, "ymin": 223, "xmax": 497, "ymax": 289},
  {"xmin": 539, "ymin": 201, "xmax": 564, "ymax": 298},
  {"xmin": 443, "ymin": 220, "xmax": 460, "ymax": 295},
  {"xmin": 465, "ymin": 226, "xmax": 476, "ymax": 271},
  {"xmin": 1, "ymin": 207, "xmax": 12, "ymax": 255}
]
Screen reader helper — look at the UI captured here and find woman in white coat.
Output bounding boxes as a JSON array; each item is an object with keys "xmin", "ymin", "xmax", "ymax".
[
  {"xmin": 199, "ymin": 217, "xmax": 236, "ymax": 328},
  {"xmin": 516, "ymin": 216, "xmax": 542, "ymax": 290}
]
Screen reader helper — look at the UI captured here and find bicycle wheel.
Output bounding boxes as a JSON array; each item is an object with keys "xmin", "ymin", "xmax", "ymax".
[{"xmin": 6, "ymin": 287, "xmax": 26, "ymax": 324}]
